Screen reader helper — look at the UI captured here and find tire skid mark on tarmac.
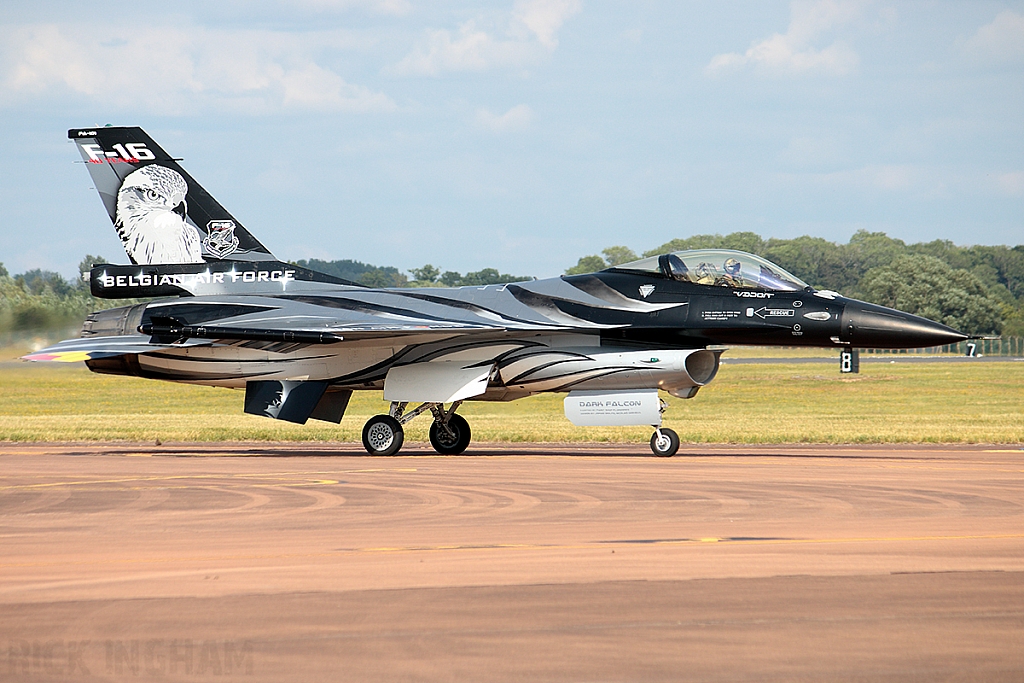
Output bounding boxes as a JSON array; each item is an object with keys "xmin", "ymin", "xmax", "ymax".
[
  {"xmin": 113, "ymin": 484, "xmax": 170, "ymax": 515},
  {"xmin": 4, "ymin": 478, "xmax": 1017, "ymax": 524},
  {"xmin": 0, "ymin": 484, "xmax": 74, "ymax": 515},
  {"xmin": 0, "ymin": 469, "xmax": 417, "ymax": 493},
  {"xmin": 2, "ymin": 532, "xmax": 1023, "ymax": 570}
]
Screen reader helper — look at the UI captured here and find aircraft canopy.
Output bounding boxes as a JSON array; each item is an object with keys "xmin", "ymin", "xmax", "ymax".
[{"xmin": 611, "ymin": 249, "xmax": 810, "ymax": 292}]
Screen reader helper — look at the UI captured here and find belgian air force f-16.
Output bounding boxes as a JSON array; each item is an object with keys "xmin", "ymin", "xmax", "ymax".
[{"xmin": 25, "ymin": 127, "xmax": 969, "ymax": 456}]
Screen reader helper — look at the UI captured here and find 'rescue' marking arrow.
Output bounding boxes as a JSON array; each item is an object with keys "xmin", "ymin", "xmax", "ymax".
[{"xmin": 754, "ymin": 307, "xmax": 796, "ymax": 319}]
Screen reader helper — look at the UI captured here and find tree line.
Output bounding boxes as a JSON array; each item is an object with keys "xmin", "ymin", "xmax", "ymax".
[
  {"xmin": 291, "ymin": 259, "xmax": 532, "ymax": 289},
  {"xmin": 566, "ymin": 231, "xmax": 1023, "ymax": 336},
  {"xmin": 3, "ymin": 230, "xmax": 1022, "ymax": 337},
  {"xmin": 0, "ymin": 255, "xmax": 125, "ymax": 336}
]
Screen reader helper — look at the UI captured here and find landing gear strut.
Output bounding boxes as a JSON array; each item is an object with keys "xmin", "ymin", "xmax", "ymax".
[
  {"xmin": 649, "ymin": 398, "xmax": 679, "ymax": 457},
  {"xmin": 429, "ymin": 413, "xmax": 471, "ymax": 455},
  {"xmin": 361, "ymin": 401, "xmax": 470, "ymax": 456}
]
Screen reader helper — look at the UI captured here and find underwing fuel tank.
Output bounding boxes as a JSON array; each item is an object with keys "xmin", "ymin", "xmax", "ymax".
[{"xmin": 839, "ymin": 301, "xmax": 967, "ymax": 349}]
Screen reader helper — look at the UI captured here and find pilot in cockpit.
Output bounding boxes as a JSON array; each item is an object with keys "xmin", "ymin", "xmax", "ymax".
[
  {"xmin": 721, "ymin": 257, "xmax": 742, "ymax": 287},
  {"xmin": 694, "ymin": 262, "xmax": 716, "ymax": 285}
]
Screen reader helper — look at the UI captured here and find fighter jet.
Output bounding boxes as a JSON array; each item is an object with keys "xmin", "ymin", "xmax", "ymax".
[{"xmin": 25, "ymin": 127, "xmax": 968, "ymax": 456}]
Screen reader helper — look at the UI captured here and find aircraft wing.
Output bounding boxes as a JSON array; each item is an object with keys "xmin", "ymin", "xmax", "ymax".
[
  {"xmin": 21, "ymin": 321, "xmax": 548, "ymax": 364},
  {"xmin": 136, "ymin": 318, "xmax": 526, "ymax": 344}
]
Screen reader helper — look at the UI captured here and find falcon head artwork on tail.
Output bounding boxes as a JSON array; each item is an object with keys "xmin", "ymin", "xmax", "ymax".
[
  {"xmin": 69, "ymin": 127, "xmax": 276, "ymax": 265},
  {"xmin": 115, "ymin": 164, "xmax": 200, "ymax": 264}
]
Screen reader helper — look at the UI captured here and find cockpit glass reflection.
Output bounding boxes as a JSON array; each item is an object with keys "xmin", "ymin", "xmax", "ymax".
[{"xmin": 611, "ymin": 249, "xmax": 809, "ymax": 292}]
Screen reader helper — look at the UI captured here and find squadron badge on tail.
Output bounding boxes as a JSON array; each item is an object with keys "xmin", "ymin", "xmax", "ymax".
[{"xmin": 204, "ymin": 220, "xmax": 240, "ymax": 258}]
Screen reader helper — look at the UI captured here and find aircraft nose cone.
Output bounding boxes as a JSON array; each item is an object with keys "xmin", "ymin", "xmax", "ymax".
[{"xmin": 840, "ymin": 302, "xmax": 967, "ymax": 349}]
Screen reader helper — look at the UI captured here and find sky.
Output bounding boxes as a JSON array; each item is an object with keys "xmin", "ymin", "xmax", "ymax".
[{"xmin": 1, "ymin": 0, "xmax": 1022, "ymax": 280}]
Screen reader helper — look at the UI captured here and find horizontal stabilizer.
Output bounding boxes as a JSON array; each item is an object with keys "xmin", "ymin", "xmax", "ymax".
[{"xmin": 22, "ymin": 335, "xmax": 210, "ymax": 363}]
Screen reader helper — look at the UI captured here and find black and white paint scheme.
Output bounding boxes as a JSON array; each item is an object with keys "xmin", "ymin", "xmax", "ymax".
[
  {"xmin": 115, "ymin": 165, "xmax": 202, "ymax": 265},
  {"xmin": 27, "ymin": 127, "xmax": 972, "ymax": 457}
]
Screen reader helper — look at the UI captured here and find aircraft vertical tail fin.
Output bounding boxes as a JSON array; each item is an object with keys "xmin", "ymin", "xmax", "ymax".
[{"xmin": 69, "ymin": 126, "xmax": 276, "ymax": 265}]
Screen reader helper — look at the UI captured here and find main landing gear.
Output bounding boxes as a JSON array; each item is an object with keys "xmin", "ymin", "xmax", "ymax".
[
  {"xmin": 362, "ymin": 398, "xmax": 677, "ymax": 457},
  {"xmin": 362, "ymin": 401, "xmax": 471, "ymax": 456}
]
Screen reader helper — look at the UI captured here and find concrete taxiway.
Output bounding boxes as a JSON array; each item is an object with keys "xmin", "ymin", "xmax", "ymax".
[{"xmin": 1, "ymin": 442, "xmax": 1022, "ymax": 681}]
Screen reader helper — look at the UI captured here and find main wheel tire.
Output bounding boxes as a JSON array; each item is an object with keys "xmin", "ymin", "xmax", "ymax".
[
  {"xmin": 362, "ymin": 415, "xmax": 405, "ymax": 456},
  {"xmin": 429, "ymin": 414, "xmax": 471, "ymax": 455},
  {"xmin": 650, "ymin": 427, "xmax": 680, "ymax": 457}
]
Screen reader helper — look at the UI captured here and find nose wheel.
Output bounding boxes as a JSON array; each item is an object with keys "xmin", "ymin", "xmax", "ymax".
[{"xmin": 650, "ymin": 427, "xmax": 679, "ymax": 457}]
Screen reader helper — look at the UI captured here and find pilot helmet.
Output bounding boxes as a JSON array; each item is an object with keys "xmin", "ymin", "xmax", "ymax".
[{"xmin": 724, "ymin": 257, "xmax": 741, "ymax": 276}]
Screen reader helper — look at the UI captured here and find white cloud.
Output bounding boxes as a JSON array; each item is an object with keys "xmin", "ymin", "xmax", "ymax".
[
  {"xmin": 706, "ymin": 0, "xmax": 864, "ymax": 77},
  {"xmin": 786, "ymin": 164, "xmax": 1024, "ymax": 201},
  {"xmin": 475, "ymin": 104, "xmax": 535, "ymax": 132},
  {"xmin": 785, "ymin": 164, "xmax": 918, "ymax": 193},
  {"xmin": 870, "ymin": 164, "xmax": 914, "ymax": 191},
  {"xmin": 962, "ymin": 10, "xmax": 1024, "ymax": 65},
  {"xmin": 778, "ymin": 135, "xmax": 847, "ymax": 168},
  {"xmin": 0, "ymin": 23, "xmax": 396, "ymax": 114},
  {"xmin": 279, "ymin": 63, "xmax": 395, "ymax": 111},
  {"xmin": 391, "ymin": 21, "xmax": 531, "ymax": 76},
  {"xmin": 514, "ymin": 0, "xmax": 581, "ymax": 48},
  {"xmin": 284, "ymin": 0, "xmax": 412, "ymax": 15},
  {"xmin": 622, "ymin": 28, "xmax": 644, "ymax": 44},
  {"xmin": 997, "ymin": 171, "xmax": 1024, "ymax": 197},
  {"xmin": 391, "ymin": 0, "xmax": 580, "ymax": 76}
]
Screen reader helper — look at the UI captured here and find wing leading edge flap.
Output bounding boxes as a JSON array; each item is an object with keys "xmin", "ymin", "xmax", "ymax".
[
  {"xmin": 244, "ymin": 381, "xmax": 353, "ymax": 425},
  {"xmin": 383, "ymin": 362, "xmax": 493, "ymax": 403}
]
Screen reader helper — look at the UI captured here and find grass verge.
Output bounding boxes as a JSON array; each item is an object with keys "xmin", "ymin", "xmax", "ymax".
[{"xmin": 1, "ymin": 358, "xmax": 1021, "ymax": 444}]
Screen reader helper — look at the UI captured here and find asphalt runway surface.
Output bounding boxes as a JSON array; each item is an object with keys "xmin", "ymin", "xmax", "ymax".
[
  {"xmin": 2, "ymin": 442, "xmax": 1022, "ymax": 682},
  {"xmin": 721, "ymin": 355, "xmax": 1024, "ymax": 364}
]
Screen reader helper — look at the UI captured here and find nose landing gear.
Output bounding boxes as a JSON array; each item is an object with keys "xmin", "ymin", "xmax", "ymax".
[
  {"xmin": 650, "ymin": 427, "xmax": 680, "ymax": 457},
  {"xmin": 361, "ymin": 401, "xmax": 471, "ymax": 456},
  {"xmin": 648, "ymin": 397, "xmax": 679, "ymax": 457}
]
